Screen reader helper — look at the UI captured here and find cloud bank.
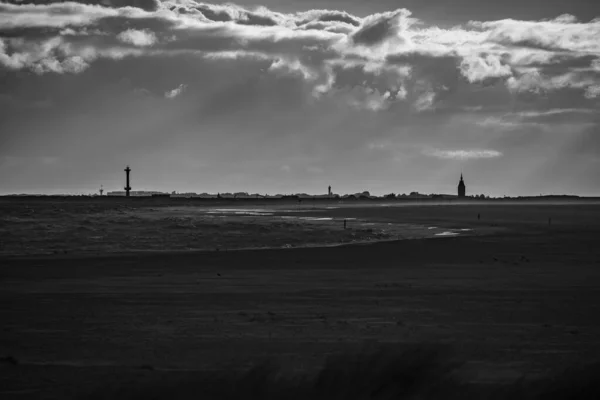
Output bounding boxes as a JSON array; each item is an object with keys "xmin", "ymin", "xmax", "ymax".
[{"xmin": 1, "ymin": 1, "xmax": 599, "ymax": 110}]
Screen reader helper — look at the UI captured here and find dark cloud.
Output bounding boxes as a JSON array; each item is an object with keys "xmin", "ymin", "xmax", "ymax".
[
  {"xmin": 237, "ymin": 13, "xmax": 278, "ymax": 27},
  {"xmin": 351, "ymin": 10, "xmax": 410, "ymax": 46},
  {"xmin": 194, "ymin": 4, "xmax": 277, "ymax": 26},
  {"xmin": 194, "ymin": 4, "xmax": 233, "ymax": 22},
  {"xmin": 299, "ymin": 21, "xmax": 355, "ymax": 34},
  {"xmin": 297, "ymin": 10, "xmax": 361, "ymax": 27},
  {"xmin": 317, "ymin": 12, "xmax": 360, "ymax": 26}
]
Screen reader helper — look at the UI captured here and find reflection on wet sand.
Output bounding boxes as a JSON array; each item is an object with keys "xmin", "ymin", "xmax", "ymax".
[{"xmin": 0, "ymin": 203, "xmax": 485, "ymax": 257}]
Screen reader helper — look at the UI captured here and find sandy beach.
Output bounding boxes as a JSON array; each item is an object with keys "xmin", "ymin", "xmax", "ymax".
[{"xmin": 1, "ymin": 199, "xmax": 600, "ymax": 398}]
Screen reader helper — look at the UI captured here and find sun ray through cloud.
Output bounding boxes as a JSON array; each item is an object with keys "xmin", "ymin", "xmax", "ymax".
[{"xmin": 0, "ymin": 0, "xmax": 598, "ymax": 196}]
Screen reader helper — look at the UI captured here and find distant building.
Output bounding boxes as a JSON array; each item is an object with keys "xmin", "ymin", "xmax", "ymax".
[
  {"xmin": 458, "ymin": 174, "xmax": 466, "ymax": 198},
  {"xmin": 107, "ymin": 191, "xmax": 165, "ymax": 197},
  {"xmin": 408, "ymin": 192, "xmax": 429, "ymax": 198}
]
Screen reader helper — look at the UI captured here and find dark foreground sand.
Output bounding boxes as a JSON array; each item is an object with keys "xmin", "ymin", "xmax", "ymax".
[{"xmin": 1, "ymin": 200, "xmax": 600, "ymax": 398}]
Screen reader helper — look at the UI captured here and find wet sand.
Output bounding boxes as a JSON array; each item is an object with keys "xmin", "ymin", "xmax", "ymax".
[
  {"xmin": 1, "ymin": 200, "xmax": 600, "ymax": 398},
  {"xmin": 0, "ymin": 201, "xmax": 503, "ymax": 257}
]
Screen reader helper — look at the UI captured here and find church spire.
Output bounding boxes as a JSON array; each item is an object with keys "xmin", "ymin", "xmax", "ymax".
[{"xmin": 458, "ymin": 172, "xmax": 466, "ymax": 198}]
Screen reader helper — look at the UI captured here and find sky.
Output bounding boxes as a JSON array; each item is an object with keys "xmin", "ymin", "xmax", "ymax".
[{"xmin": 0, "ymin": 1, "xmax": 599, "ymax": 197}]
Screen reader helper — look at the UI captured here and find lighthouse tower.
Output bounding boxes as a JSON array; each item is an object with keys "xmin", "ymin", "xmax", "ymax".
[
  {"xmin": 124, "ymin": 166, "xmax": 132, "ymax": 197},
  {"xmin": 457, "ymin": 173, "xmax": 466, "ymax": 198}
]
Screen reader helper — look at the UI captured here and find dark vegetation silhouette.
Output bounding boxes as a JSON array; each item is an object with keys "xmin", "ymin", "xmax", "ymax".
[{"xmin": 82, "ymin": 344, "xmax": 600, "ymax": 400}]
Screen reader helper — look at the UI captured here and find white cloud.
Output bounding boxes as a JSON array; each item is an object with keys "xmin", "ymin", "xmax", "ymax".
[
  {"xmin": 475, "ymin": 108, "xmax": 598, "ymax": 131},
  {"xmin": 268, "ymin": 57, "xmax": 318, "ymax": 81},
  {"xmin": 476, "ymin": 116, "xmax": 544, "ymax": 130},
  {"xmin": 585, "ymin": 85, "xmax": 600, "ymax": 99},
  {"xmin": 1, "ymin": 2, "xmax": 599, "ymax": 109},
  {"xmin": 514, "ymin": 108, "xmax": 595, "ymax": 118},
  {"xmin": 424, "ymin": 148, "xmax": 503, "ymax": 160},
  {"xmin": 164, "ymin": 83, "xmax": 187, "ymax": 99},
  {"xmin": 117, "ymin": 29, "xmax": 157, "ymax": 47},
  {"xmin": 459, "ymin": 54, "xmax": 512, "ymax": 83},
  {"xmin": 0, "ymin": 36, "xmax": 92, "ymax": 74},
  {"xmin": 105, "ymin": 0, "xmax": 161, "ymax": 12},
  {"xmin": 469, "ymin": 14, "xmax": 600, "ymax": 53},
  {"xmin": 0, "ymin": 2, "xmax": 147, "ymax": 29},
  {"xmin": 413, "ymin": 91, "xmax": 436, "ymax": 112}
]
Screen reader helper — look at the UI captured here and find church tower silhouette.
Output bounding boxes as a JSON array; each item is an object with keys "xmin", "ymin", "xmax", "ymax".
[{"xmin": 458, "ymin": 173, "xmax": 466, "ymax": 198}]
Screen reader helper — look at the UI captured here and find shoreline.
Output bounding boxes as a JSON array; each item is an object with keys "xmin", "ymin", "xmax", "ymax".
[{"xmin": 0, "ymin": 234, "xmax": 466, "ymax": 260}]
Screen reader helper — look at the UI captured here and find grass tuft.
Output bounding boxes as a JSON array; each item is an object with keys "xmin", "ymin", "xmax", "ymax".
[{"xmin": 82, "ymin": 344, "xmax": 600, "ymax": 400}]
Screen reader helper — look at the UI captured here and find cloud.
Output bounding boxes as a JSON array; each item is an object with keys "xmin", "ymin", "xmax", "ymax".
[
  {"xmin": 268, "ymin": 57, "xmax": 318, "ymax": 81},
  {"xmin": 0, "ymin": 36, "xmax": 92, "ymax": 73},
  {"xmin": 117, "ymin": 28, "xmax": 157, "ymax": 46},
  {"xmin": 459, "ymin": 54, "xmax": 512, "ymax": 83},
  {"xmin": 164, "ymin": 83, "xmax": 187, "ymax": 99},
  {"xmin": 469, "ymin": 14, "xmax": 600, "ymax": 53},
  {"xmin": 424, "ymin": 148, "xmax": 503, "ymax": 160},
  {"xmin": 298, "ymin": 9, "xmax": 361, "ymax": 27},
  {"xmin": 507, "ymin": 69, "xmax": 599, "ymax": 95},
  {"xmin": 344, "ymin": 87, "xmax": 392, "ymax": 111},
  {"xmin": 106, "ymin": 0, "xmax": 161, "ymax": 11},
  {"xmin": 351, "ymin": 9, "xmax": 413, "ymax": 46},
  {"xmin": 585, "ymin": 85, "xmax": 600, "ymax": 99},
  {"xmin": 413, "ymin": 91, "xmax": 436, "ymax": 112},
  {"xmin": 476, "ymin": 107, "xmax": 599, "ymax": 131},
  {"xmin": 4, "ymin": 1, "xmax": 161, "ymax": 12},
  {"xmin": 514, "ymin": 108, "xmax": 595, "ymax": 118},
  {"xmin": 1, "ymin": 1, "xmax": 599, "ymax": 112},
  {"xmin": 476, "ymin": 116, "xmax": 542, "ymax": 130},
  {"xmin": 0, "ymin": 2, "xmax": 129, "ymax": 29}
]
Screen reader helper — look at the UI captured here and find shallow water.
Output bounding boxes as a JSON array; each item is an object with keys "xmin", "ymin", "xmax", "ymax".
[
  {"xmin": 206, "ymin": 209, "xmax": 275, "ymax": 216},
  {"xmin": 435, "ymin": 231, "xmax": 460, "ymax": 236},
  {"xmin": 0, "ymin": 203, "xmax": 482, "ymax": 256},
  {"xmin": 202, "ymin": 207, "xmax": 473, "ymax": 242}
]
